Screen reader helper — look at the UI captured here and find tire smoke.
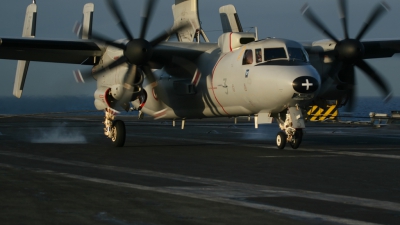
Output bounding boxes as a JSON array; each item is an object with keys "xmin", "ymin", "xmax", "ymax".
[{"xmin": 31, "ymin": 122, "xmax": 87, "ymax": 144}]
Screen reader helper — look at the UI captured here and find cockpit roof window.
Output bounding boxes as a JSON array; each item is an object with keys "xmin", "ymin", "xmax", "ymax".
[
  {"xmin": 288, "ymin": 47, "xmax": 309, "ymax": 62},
  {"xmin": 264, "ymin": 48, "xmax": 287, "ymax": 61}
]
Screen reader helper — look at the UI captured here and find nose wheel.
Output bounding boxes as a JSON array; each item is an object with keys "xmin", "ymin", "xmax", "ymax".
[
  {"xmin": 274, "ymin": 107, "xmax": 306, "ymax": 150},
  {"xmin": 289, "ymin": 129, "xmax": 303, "ymax": 149},
  {"xmin": 276, "ymin": 131, "xmax": 287, "ymax": 149},
  {"xmin": 276, "ymin": 129, "xmax": 303, "ymax": 150}
]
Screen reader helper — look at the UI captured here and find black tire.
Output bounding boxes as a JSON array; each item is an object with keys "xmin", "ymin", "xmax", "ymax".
[
  {"xmin": 276, "ymin": 131, "xmax": 287, "ymax": 149},
  {"xmin": 290, "ymin": 129, "xmax": 303, "ymax": 149},
  {"xmin": 112, "ymin": 120, "xmax": 126, "ymax": 147}
]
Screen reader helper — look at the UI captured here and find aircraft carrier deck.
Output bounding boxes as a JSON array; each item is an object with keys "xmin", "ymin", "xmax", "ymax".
[{"xmin": 0, "ymin": 114, "xmax": 399, "ymax": 225}]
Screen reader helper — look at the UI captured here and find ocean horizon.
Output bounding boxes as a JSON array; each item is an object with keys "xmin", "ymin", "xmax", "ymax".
[{"xmin": 0, "ymin": 96, "xmax": 399, "ymax": 120}]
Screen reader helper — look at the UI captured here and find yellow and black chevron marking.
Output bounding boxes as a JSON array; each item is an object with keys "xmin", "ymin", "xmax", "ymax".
[{"xmin": 307, "ymin": 105, "xmax": 338, "ymax": 121}]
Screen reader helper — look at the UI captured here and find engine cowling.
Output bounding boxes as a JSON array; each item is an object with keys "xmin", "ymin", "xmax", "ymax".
[
  {"xmin": 110, "ymin": 84, "xmax": 124, "ymax": 100},
  {"xmin": 94, "ymin": 87, "xmax": 113, "ymax": 110}
]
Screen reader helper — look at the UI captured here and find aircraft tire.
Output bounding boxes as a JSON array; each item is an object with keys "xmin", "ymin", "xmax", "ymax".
[
  {"xmin": 290, "ymin": 129, "xmax": 303, "ymax": 149},
  {"xmin": 112, "ymin": 120, "xmax": 126, "ymax": 147},
  {"xmin": 276, "ymin": 131, "xmax": 287, "ymax": 149}
]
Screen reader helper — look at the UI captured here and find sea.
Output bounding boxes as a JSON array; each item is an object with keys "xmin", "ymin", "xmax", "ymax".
[{"xmin": 0, "ymin": 96, "xmax": 400, "ymax": 121}]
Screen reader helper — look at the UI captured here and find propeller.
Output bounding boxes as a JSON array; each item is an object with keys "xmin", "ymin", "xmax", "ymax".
[
  {"xmin": 301, "ymin": 0, "xmax": 392, "ymax": 111},
  {"xmin": 77, "ymin": 0, "xmax": 188, "ymax": 110}
]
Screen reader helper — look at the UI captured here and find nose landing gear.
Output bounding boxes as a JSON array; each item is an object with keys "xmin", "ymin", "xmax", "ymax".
[
  {"xmin": 276, "ymin": 129, "xmax": 303, "ymax": 150},
  {"xmin": 289, "ymin": 129, "xmax": 303, "ymax": 149},
  {"xmin": 275, "ymin": 107, "xmax": 305, "ymax": 150},
  {"xmin": 276, "ymin": 131, "xmax": 287, "ymax": 149}
]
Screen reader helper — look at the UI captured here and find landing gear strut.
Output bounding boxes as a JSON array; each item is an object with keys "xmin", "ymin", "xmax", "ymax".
[
  {"xmin": 275, "ymin": 106, "xmax": 305, "ymax": 150},
  {"xmin": 104, "ymin": 108, "xmax": 126, "ymax": 147}
]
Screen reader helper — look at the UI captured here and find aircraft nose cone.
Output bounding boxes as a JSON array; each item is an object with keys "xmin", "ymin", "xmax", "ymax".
[{"xmin": 292, "ymin": 76, "xmax": 319, "ymax": 93}]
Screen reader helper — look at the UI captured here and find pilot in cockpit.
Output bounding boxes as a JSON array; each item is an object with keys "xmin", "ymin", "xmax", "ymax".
[
  {"xmin": 242, "ymin": 49, "xmax": 253, "ymax": 65},
  {"xmin": 255, "ymin": 49, "xmax": 262, "ymax": 63}
]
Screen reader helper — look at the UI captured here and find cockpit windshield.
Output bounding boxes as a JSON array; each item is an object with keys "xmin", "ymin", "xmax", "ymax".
[
  {"xmin": 287, "ymin": 47, "xmax": 309, "ymax": 62},
  {"xmin": 264, "ymin": 48, "xmax": 287, "ymax": 61},
  {"xmin": 261, "ymin": 47, "xmax": 309, "ymax": 63},
  {"xmin": 244, "ymin": 44, "xmax": 310, "ymax": 66}
]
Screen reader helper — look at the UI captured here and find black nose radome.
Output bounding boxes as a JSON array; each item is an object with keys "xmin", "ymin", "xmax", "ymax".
[{"xmin": 292, "ymin": 76, "xmax": 319, "ymax": 93}]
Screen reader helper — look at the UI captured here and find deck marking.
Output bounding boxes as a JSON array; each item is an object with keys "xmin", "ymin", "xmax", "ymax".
[
  {"xmin": 0, "ymin": 163, "xmax": 384, "ymax": 225},
  {"xmin": 129, "ymin": 134, "xmax": 400, "ymax": 160},
  {"xmin": 0, "ymin": 151, "xmax": 400, "ymax": 213},
  {"xmin": 259, "ymin": 155, "xmax": 340, "ymax": 158}
]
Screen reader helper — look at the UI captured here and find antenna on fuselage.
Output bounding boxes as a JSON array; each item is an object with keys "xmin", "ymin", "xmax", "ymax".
[{"xmin": 247, "ymin": 27, "xmax": 258, "ymax": 41}]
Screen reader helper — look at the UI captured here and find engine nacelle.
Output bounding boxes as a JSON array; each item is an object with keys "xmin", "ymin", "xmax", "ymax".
[
  {"xmin": 110, "ymin": 84, "xmax": 124, "ymax": 100},
  {"xmin": 94, "ymin": 86, "xmax": 113, "ymax": 110}
]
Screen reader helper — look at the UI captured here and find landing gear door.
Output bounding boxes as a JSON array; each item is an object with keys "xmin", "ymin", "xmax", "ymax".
[{"xmin": 289, "ymin": 107, "xmax": 306, "ymax": 129}]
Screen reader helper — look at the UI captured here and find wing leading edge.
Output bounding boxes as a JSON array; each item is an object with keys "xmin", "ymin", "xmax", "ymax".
[
  {"xmin": 0, "ymin": 38, "xmax": 104, "ymax": 65},
  {"xmin": 304, "ymin": 39, "xmax": 400, "ymax": 59},
  {"xmin": 362, "ymin": 40, "xmax": 400, "ymax": 59}
]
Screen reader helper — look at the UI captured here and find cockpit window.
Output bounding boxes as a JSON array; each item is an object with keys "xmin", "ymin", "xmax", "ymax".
[
  {"xmin": 264, "ymin": 48, "xmax": 287, "ymax": 61},
  {"xmin": 255, "ymin": 49, "xmax": 262, "ymax": 63},
  {"xmin": 287, "ymin": 47, "xmax": 309, "ymax": 62},
  {"xmin": 242, "ymin": 49, "xmax": 254, "ymax": 65}
]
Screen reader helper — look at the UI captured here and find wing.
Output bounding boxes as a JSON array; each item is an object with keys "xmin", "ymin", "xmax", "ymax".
[
  {"xmin": 362, "ymin": 40, "xmax": 400, "ymax": 59},
  {"xmin": 0, "ymin": 37, "xmax": 215, "ymax": 66},
  {"xmin": 152, "ymin": 42, "xmax": 217, "ymax": 62},
  {"xmin": 0, "ymin": 38, "xmax": 104, "ymax": 65},
  {"xmin": 151, "ymin": 42, "xmax": 218, "ymax": 78},
  {"xmin": 303, "ymin": 39, "xmax": 400, "ymax": 59}
]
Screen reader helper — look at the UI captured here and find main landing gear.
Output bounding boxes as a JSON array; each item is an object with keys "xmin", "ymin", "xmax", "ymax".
[
  {"xmin": 275, "ymin": 106, "xmax": 305, "ymax": 150},
  {"xmin": 104, "ymin": 108, "xmax": 126, "ymax": 147}
]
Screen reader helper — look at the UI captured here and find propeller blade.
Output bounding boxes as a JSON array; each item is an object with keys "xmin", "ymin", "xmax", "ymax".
[
  {"xmin": 355, "ymin": 2, "xmax": 389, "ymax": 40},
  {"xmin": 338, "ymin": 0, "xmax": 349, "ymax": 39},
  {"xmin": 140, "ymin": 0, "xmax": 158, "ymax": 40},
  {"xmin": 117, "ymin": 64, "xmax": 138, "ymax": 105},
  {"xmin": 341, "ymin": 64, "xmax": 356, "ymax": 111},
  {"xmin": 73, "ymin": 70, "xmax": 88, "ymax": 83},
  {"xmin": 344, "ymin": 85, "xmax": 356, "ymax": 112},
  {"xmin": 123, "ymin": 64, "xmax": 138, "ymax": 91},
  {"xmin": 142, "ymin": 64, "xmax": 157, "ymax": 84},
  {"xmin": 150, "ymin": 23, "xmax": 190, "ymax": 47},
  {"xmin": 325, "ymin": 59, "xmax": 343, "ymax": 82},
  {"xmin": 90, "ymin": 31, "xmax": 126, "ymax": 49},
  {"xmin": 142, "ymin": 64, "xmax": 167, "ymax": 119},
  {"xmin": 106, "ymin": 0, "xmax": 135, "ymax": 40},
  {"xmin": 92, "ymin": 55, "xmax": 128, "ymax": 76},
  {"xmin": 301, "ymin": 4, "xmax": 339, "ymax": 43},
  {"xmin": 355, "ymin": 59, "xmax": 391, "ymax": 101}
]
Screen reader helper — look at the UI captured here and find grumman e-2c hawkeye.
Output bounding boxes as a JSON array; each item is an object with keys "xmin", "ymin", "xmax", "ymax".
[{"xmin": 0, "ymin": 0, "xmax": 398, "ymax": 149}]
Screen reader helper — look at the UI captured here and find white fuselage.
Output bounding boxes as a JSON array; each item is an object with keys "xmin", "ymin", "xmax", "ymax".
[{"xmin": 137, "ymin": 38, "xmax": 322, "ymax": 119}]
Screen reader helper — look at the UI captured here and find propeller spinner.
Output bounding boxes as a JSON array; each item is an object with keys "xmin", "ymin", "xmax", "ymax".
[{"xmin": 302, "ymin": 0, "xmax": 392, "ymax": 111}]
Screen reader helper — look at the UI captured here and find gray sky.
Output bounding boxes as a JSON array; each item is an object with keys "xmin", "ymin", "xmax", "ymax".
[{"xmin": 0, "ymin": 0, "xmax": 400, "ymax": 97}]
